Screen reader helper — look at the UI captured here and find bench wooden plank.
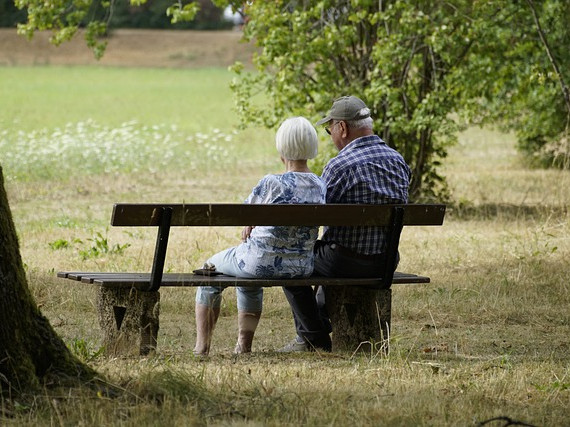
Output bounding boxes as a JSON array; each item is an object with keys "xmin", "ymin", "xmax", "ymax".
[
  {"xmin": 57, "ymin": 271, "xmax": 430, "ymax": 289},
  {"xmin": 111, "ymin": 203, "xmax": 446, "ymax": 227}
]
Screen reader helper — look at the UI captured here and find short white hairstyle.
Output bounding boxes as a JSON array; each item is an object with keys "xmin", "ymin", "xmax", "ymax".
[{"xmin": 275, "ymin": 116, "xmax": 318, "ymax": 160}]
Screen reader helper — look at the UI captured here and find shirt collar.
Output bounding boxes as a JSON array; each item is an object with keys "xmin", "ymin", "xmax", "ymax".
[{"xmin": 338, "ymin": 134, "xmax": 385, "ymax": 154}]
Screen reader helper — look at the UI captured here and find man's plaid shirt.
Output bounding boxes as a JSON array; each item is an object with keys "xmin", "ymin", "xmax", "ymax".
[{"xmin": 321, "ymin": 135, "xmax": 411, "ymax": 255}]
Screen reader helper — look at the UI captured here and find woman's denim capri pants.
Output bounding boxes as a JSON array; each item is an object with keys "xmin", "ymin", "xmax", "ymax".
[{"xmin": 195, "ymin": 247, "xmax": 263, "ymax": 312}]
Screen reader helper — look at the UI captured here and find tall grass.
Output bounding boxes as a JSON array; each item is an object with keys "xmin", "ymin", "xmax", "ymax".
[
  {"xmin": 1, "ymin": 66, "xmax": 569, "ymax": 426},
  {"xmin": 0, "ymin": 120, "xmax": 241, "ymax": 182}
]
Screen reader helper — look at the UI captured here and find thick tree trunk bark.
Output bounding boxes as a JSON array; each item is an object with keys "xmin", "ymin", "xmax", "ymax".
[
  {"xmin": 0, "ymin": 166, "xmax": 98, "ymax": 396},
  {"xmin": 325, "ymin": 286, "xmax": 391, "ymax": 354}
]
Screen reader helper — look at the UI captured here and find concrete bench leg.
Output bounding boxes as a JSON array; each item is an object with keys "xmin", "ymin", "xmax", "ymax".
[
  {"xmin": 325, "ymin": 287, "xmax": 391, "ymax": 354},
  {"xmin": 97, "ymin": 286, "xmax": 160, "ymax": 356}
]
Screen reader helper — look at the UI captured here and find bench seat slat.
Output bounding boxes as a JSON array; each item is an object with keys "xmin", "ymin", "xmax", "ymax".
[{"xmin": 57, "ymin": 271, "xmax": 430, "ymax": 289}]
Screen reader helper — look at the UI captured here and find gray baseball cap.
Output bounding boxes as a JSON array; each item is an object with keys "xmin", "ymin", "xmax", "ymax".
[{"xmin": 316, "ymin": 96, "xmax": 370, "ymax": 125}]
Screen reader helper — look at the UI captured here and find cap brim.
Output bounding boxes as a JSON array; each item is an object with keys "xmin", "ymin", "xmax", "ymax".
[{"xmin": 316, "ymin": 116, "xmax": 332, "ymax": 126}]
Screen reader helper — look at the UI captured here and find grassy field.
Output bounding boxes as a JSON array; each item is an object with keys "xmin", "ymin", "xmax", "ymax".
[{"xmin": 1, "ymin": 64, "xmax": 569, "ymax": 426}]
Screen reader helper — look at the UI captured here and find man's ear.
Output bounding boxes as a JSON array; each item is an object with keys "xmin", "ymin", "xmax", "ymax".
[{"xmin": 340, "ymin": 121, "xmax": 349, "ymax": 138}]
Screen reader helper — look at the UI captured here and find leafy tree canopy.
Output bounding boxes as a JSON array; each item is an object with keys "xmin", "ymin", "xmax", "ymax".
[
  {"xmin": 219, "ymin": 0, "xmax": 570, "ymax": 198},
  {"xmin": 13, "ymin": 0, "xmax": 570, "ymax": 199},
  {"xmin": 467, "ymin": 0, "xmax": 570, "ymax": 168}
]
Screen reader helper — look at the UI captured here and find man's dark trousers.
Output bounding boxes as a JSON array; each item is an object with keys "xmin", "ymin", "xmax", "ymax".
[{"xmin": 282, "ymin": 241, "xmax": 392, "ymax": 350}]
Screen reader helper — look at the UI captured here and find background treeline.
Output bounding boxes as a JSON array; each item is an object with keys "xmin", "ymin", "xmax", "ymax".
[{"xmin": 0, "ymin": 0, "xmax": 232, "ymax": 30}]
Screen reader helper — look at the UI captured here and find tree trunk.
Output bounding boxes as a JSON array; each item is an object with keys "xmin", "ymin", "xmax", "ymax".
[
  {"xmin": 0, "ymin": 166, "xmax": 98, "ymax": 396},
  {"xmin": 325, "ymin": 286, "xmax": 391, "ymax": 354}
]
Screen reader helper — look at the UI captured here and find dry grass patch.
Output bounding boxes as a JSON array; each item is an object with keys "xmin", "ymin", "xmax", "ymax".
[{"xmin": 2, "ymin": 64, "xmax": 568, "ymax": 425}]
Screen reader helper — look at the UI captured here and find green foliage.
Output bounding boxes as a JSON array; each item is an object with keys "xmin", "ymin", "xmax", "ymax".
[
  {"xmin": 79, "ymin": 231, "xmax": 130, "ymax": 260},
  {"xmin": 49, "ymin": 239, "xmax": 72, "ymax": 250},
  {"xmin": 49, "ymin": 237, "xmax": 83, "ymax": 250},
  {"xmin": 47, "ymin": 231, "xmax": 131, "ymax": 259},
  {"xmin": 218, "ymin": 0, "xmax": 570, "ymax": 199},
  {"xmin": 166, "ymin": 1, "xmax": 199, "ymax": 24},
  {"xmin": 459, "ymin": 0, "xmax": 570, "ymax": 168},
  {"xmin": 2, "ymin": 0, "xmax": 231, "ymax": 30},
  {"xmin": 14, "ymin": 0, "xmax": 108, "ymax": 58},
  {"xmin": 221, "ymin": 1, "xmax": 490, "ymax": 200},
  {"xmin": 68, "ymin": 338, "xmax": 104, "ymax": 362},
  {"xmin": 12, "ymin": 0, "xmax": 226, "ymax": 59}
]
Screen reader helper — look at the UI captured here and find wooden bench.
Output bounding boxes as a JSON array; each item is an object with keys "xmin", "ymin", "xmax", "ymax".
[{"xmin": 58, "ymin": 203, "xmax": 446, "ymax": 355}]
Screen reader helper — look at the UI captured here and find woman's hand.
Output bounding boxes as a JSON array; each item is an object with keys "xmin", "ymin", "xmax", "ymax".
[{"xmin": 241, "ymin": 225, "xmax": 255, "ymax": 241}]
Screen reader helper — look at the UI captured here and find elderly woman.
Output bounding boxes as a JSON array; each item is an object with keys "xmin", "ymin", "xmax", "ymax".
[{"xmin": 194, "ymin": 117, "xmax": 326, "ymax": 356}]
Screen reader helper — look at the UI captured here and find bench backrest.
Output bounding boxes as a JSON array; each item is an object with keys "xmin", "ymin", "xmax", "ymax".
[
  {"xmin": 111, "ymin": 203, "xmax": 446, "ymax": 227},
  {"xmin": 110, "ymin": 203, "xmax": 446, "ymax": 292}
]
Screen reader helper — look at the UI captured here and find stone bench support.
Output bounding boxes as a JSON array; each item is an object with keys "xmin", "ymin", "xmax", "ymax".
[{"xmin": 97, "ymin": 286, "xmax": 160, "ymax": 356}]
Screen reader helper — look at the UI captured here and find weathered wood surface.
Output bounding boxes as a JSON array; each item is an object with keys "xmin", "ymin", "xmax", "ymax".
[
  {"xmin": 58, "ymin": 271, "xmax": 430, "ymax": 289},
  {"xmin": 111, "ymin": 203, "xmax": 446, "ymax": 227}
]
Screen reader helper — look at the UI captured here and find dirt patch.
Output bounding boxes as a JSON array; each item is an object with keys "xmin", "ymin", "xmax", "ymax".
[{"xmin": 0, "ymin": 28, "xmax": 256, "ymax": 68}]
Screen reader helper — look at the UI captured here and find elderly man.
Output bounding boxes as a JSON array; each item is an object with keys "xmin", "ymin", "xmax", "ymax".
[{"xmin": 280, "ymin": 96, "xmax": 412, "ymax": 352}]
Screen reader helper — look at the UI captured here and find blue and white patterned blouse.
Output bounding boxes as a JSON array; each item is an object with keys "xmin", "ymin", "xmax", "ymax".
[{"xmin": 234, "ymin": 172, "xmax": 326, "ymax": 278}]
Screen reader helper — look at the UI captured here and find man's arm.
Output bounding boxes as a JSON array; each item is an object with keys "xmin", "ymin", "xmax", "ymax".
[{"xmin": 322, "ymin": 160, "xmax": 351, "ymax": 203}]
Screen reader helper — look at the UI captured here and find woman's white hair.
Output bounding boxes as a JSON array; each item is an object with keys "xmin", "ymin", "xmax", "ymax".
[{"xmin": 275, "ymin": 116, "xmax": 318, "ymax": 160}]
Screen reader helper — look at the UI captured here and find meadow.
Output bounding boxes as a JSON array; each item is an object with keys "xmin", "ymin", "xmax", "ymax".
[{"xmin": 1, "ymin": 64, "xmax": 569, "ymax": 426}]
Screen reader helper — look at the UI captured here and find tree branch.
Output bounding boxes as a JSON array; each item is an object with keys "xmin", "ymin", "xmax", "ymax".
[{"xmin": 525, "ymin": 0, "xmax": 570, "ymax": 129}]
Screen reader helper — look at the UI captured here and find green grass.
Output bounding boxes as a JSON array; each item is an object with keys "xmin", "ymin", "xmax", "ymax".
[
  {"xmin": 0, "ymin": 66, "xmax": 277, "ymax": 182},
  {"xmin": 1, "ymin": 66, "xmax": 569, "ymax": 426},
  {"xmin": 0, "ymin": 66, "xmax": 238, "ymax": 131}
]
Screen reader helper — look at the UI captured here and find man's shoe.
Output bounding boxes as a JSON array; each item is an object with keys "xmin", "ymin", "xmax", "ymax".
[{"xmin": 278, "ymin": 336, "xmax": 309, "ymax": 353}]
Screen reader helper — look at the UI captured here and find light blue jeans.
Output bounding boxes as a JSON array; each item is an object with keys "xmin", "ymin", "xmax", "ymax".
[{"xmin": 195, "ymin": 247, "xmax": 263, "ymax": 312}]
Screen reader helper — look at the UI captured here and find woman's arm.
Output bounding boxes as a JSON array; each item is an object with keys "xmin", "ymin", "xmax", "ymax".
[{"xmin": 241, "ymin": 225, "xmax": 255, "ymax": 241}]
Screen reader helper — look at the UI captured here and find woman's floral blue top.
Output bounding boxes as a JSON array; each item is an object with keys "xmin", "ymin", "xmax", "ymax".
[{"xmin": 234, "ymin": 172, "xmax": 326, "ymax": 278}]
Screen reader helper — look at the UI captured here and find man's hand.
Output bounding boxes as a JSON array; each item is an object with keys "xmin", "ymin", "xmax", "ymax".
[{"xmin": 242, "ymin": 226, "xmax": 255, "ymax": 241}]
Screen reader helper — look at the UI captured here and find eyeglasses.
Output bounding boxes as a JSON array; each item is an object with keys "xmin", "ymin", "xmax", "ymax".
[{"xmin": 325, "ymin": 121, "xmax": 339, "ymax": 135}]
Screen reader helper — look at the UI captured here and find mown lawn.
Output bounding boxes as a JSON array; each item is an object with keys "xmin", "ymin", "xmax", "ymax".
[{"xmin": 1, "ymin": 66, "xmax": 569, "ymax": 426}]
